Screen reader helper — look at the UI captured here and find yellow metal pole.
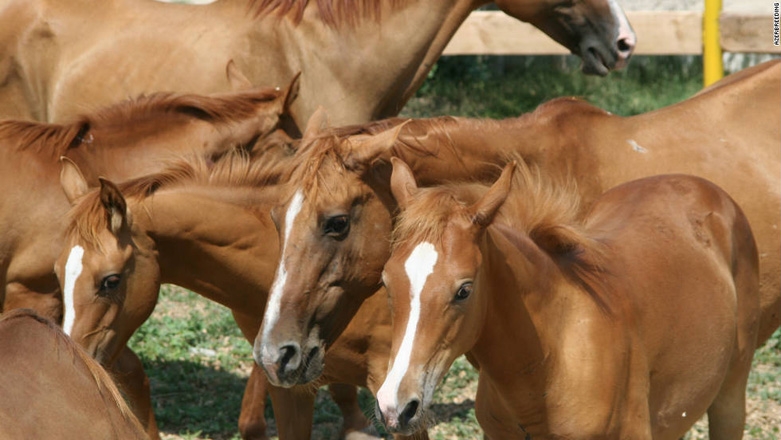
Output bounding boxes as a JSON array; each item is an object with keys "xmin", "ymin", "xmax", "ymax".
[{"xmin": 703, "ymin": 0, "xmax": 724, "ymax": 87}]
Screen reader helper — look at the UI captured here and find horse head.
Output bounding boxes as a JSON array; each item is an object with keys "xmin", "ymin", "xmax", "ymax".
[
  {"xmin": 495, "ymin": 0, "xmax": 635, "ymax": 74},
  {"xmin": 54, "ymin": 158, "xmax": 160, "ymax": 366},
  {"xmin": 254, "ymin": 109, "xmax": 407, "ymax": 387},
  {"xmin": 374, "ymin": 158, "xmax": 516, "ymax": 434}
]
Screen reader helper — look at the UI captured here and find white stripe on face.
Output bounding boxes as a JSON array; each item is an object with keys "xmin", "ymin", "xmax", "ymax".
[
  {"xmin": 608, "ymin": 0, "xmax": 635, "ymax": 42},
  {"xmin": 377, "ymin": 242, "xmax": 438, "ymax": 411},
  {"xmin": 62, "ymin": 245, "xmax": 85, "ymax": 336},
  {"xmin": 261, "ymin": 190, "xmax": 305, "ymax": 349}
]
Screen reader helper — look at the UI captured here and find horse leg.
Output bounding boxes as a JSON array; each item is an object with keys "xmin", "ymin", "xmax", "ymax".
[
  {"xmin": 706, "ymin": 355, "xmax": 753, "ymax": 440},
  {"xmin": 111, "ymin": 346, "xmax": 160, "ymax": 440},
  {"xmin": 328, "ymin": 383, "xmax": 381, "ymax": 439},
  {"xmin": 268, "ymin": 385, "xmax": 316, "ymax": 440},
  {"xmin": 239, "ymin": 364, "xmax": 270, "ymax": 440},
  {"xmin": 393, "ymin": 431, "xmax": 430, "ymax": 440}
]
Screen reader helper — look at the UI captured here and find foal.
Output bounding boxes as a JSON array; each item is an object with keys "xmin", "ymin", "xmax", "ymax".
[{"xmin": 376, "ymin": 159, "xmax": 759, "ymax": 439}]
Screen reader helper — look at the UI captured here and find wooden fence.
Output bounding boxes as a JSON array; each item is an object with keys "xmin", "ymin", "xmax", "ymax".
[
  {"xmin": 443, "ymin": 10, "xmax": 781, "ymax": 56},
  {"xmin": 443, "ymin": 8, "xmax": 779, "ymax": 86}
]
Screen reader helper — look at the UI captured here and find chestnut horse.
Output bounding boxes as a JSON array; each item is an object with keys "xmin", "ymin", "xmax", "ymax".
[
  {"xmin": 254, "ymin": 60, "xmax": 780, "ymax": 386},
  {"xmin": 0, "ymin": 308, "xmax": 148, "ymax": 440},
  {"xmin": 55, "ymin": 152, "xmax": 420, "ymax": 440},
  {"xmin": 0, "ymin": 83, "xmax": 295, "ymax": 439},
  {"xmin": 375, "ymin": 159, "xmax": 759, "ymax": 439},
  {"xmin": 0, "ymin": 0, "xmax": 634, "ymax": 125}
]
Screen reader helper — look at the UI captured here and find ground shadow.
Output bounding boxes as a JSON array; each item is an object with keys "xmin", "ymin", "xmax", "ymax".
[{"xmin": 142, "ymin": 358, "xmax": 258, "ymax": 438}]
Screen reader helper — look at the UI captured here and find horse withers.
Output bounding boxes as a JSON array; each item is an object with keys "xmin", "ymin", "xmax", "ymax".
[{"xmin": 375, "ymin": 159, "xmax": 760, "ymax": 439}]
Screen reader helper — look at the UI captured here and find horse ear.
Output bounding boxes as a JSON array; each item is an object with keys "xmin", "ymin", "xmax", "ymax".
[
  {"xmin": 98, "ymin": 178, "xmax": 128, "ymax": 235},
  {"xmin": 226, "ymin": 59, "xmax": 254, "ymax": 91},
  {"xmin": 282, "ymin": 72, "xmax": 301, "ymax": 113},
  {"xmin": 302, "ymin": 106, "xmax": 329, "ymax": 142},
  {"xmin": 60, "ymin": 157, "xmax": 89, "ymax": 204},
  {"xmin": 389, "ymin": 157, "xmax": 419, "ymax": 210},
  {"xmin": 346, "ymin": 120, "xmax": 410, "ymax": 169},
  {"xmin": 469, "ymin": 162, "xmax": 516, "ymax": 228}
]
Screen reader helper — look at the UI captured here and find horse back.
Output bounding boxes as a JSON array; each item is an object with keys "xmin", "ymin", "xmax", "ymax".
[
  {"xmin": 0, "ymin": 309, "xmax": 148, "ymax": 440},
  {"xmin": 584, "ymin": 174, "xmax": 760, "ymax": 436}
]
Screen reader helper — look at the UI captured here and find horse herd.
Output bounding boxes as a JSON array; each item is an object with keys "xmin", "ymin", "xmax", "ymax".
[{"xmin": 0, "ymin": 0, "xmax": 778, "ymax": 439}]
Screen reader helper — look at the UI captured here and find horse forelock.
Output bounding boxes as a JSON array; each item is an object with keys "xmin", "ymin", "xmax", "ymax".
[
  {"xmin": 0, "ymin": 310, "xmax": 145, "ymax": 435},
  {"xmin": 391, "ymin": 160, "xmax": 614, "ymax": 313},
  {"xmin": 248, "ymin": 0, "xmax": 413, "ymax": 27},
  {"xmin": 392, "ymin": 185, "xmax": 480, "ymax": 250}
]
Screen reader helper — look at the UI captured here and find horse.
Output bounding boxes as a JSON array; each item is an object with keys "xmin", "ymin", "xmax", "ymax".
[
  {"xmin": 375, "ymin": 158, "xmax": 760, "ymax": 439},
  {"xmin": 0, "ymin": 81, "xmax": 298, "ymax": 439},
  {"xmin": 253, "ymin": 59, "xmax": 780, "ymax": 387},
  {"xmin": 0, "ymin": 308, "xmax": 149, "ymax": 440},
  {"xmin": 0, "ymin": 0, "xmax": 635, "ymax": 126},
  {"xmin": 55, "ymin": 152, "xmax": 421, "ymax": 440}
]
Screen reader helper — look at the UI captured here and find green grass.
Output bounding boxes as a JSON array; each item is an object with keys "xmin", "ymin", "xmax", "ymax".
[
  {"xmin": 400, "ymin": 55, "xmax": 704, "ymax": 118},
  {"xmin": 126, "ymin": 56, "xmax": 780, "ymax": 439}
]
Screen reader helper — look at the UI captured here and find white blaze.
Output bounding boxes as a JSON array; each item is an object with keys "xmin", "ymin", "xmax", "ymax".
[
  {"xmin": 377, "ymin": 242, "xmax": 438, "ymax": 411},
  {"xmin": 608, "ymin": 0, "xmax": 636, "ymax": 48},
  {"xmin": 261, "ymin": 190, "xmax": 305, "ymax": 349},
  {"xmin": 62, "ymin": 245, "xmax": 85, "ymax": 336}
]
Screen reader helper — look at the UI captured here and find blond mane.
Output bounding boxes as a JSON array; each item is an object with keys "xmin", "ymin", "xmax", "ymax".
[{"xmin": 248, "ymin": 0, "xmax": 412, "ymax": 27}]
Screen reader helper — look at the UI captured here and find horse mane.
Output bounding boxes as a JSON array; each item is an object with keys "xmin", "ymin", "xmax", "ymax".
[
  {"xmin": 0, "ymin": 309, "xmax": 146, "ymax": 436},
  {"xmin": 0, "ymin": 120, "xmax": 86, "ymax": 158},
  {"xmin": 0, "ymin": 88, "xmax": 281, "ymax": 158},
  {"xmin": 82, "ymin": 87, "xmax": 281, "ymax": 130},
  {"xmin": 248, "ymin": 0, "xmax": 412, "ymax": 27},
  {"xmin": 392, "ymin": 160, "xmax": 614, "ymax": 313},
  {"xmin": 67, "ymin": 148, "xmax": 289, "ymax": 246}
]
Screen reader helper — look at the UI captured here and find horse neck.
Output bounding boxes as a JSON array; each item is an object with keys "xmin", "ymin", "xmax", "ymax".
[
  {"xmin": 390, "ymin": 0, "xmax": 485, "ymax": 114},
  {"xmin": 64, "ymin": 118, "xmax": 252, "ymax": 184},
  {"xmin": 469, "ymin": 224, "xmax": 595, "ymax": 429},
  {"xmin": 136, "ymin": 184, "xmax": 281, "ymax": 314},
  {"xmin": 241, "ymin": 0, "xmax": 481, "ymax": 125}
]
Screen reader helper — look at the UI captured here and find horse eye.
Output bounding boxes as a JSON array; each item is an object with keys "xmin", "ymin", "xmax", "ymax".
[
  {"xmin": 323, "ymin": 215, "xmax": 350, "ymax": 239},
  {"xmin": 454, "ymin": 282, "xmax": 473, "ymax": 301},
  {"xmin": 100, "ymin": 274, "xmax": 121, "ymax": 293}
]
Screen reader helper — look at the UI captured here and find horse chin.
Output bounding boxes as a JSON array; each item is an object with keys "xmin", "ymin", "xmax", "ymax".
[
  {"xmin": 374, "ymin": 401, "xmax": 429, "ymax": 437},
  {"xmin": 580, "ymin": 45, "xmax": 612, "ymax": 76}
]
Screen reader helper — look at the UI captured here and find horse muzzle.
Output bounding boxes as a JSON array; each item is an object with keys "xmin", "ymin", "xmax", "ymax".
[{"xmin": 254, "ymin": 339, "xmax": 325, "ymax": 387}]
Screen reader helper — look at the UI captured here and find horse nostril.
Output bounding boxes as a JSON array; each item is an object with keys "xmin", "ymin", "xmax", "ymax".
[
  {"xmin": 617, "ymin": 37, "xmax": 634, "ymax": 55},
  {"xmin": 306, "ymin": 346, "xmax": 319, "ymax": 363},
  {"xmin": 278, "ymin": 343, "xmax": 300, "ymax": 373},
  {"xmin": 399, "ymin": 399, "xmax": 419, "ymax": 427}
]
